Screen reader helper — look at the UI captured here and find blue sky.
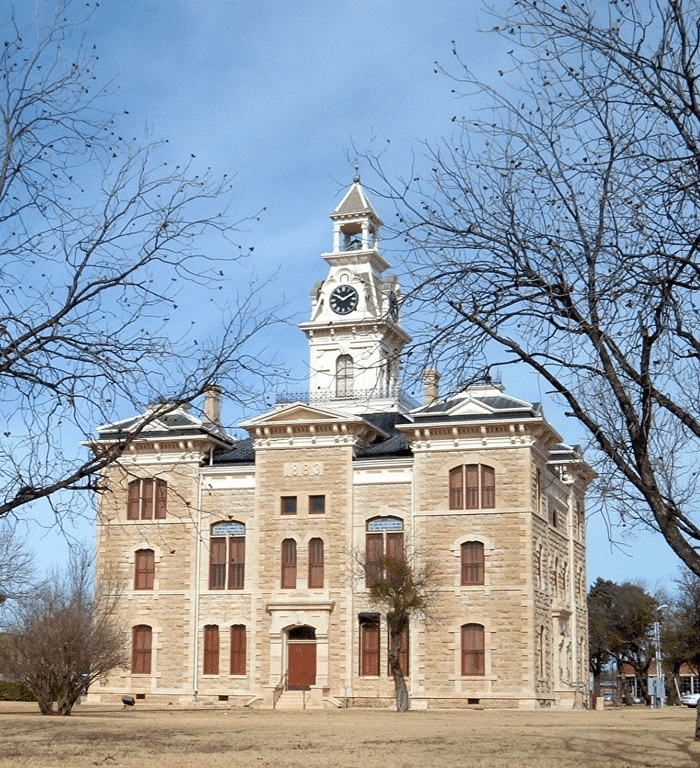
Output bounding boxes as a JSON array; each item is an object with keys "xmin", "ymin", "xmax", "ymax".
[{"xmin": 8, "ymin": 0, "xmax": 683, "ymax": 591}]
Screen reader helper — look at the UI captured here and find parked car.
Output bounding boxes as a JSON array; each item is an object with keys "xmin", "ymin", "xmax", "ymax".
[{"xmin": 680, "ymin": 693, "xmax": 700, "ymax": 708}]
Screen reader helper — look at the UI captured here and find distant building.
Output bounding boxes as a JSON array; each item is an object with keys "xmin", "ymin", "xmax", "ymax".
[{"xmin": 88, "ymin": 179, "xmax": 592, "ymax": 709}]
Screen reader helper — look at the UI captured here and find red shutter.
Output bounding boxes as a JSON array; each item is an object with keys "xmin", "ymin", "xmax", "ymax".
[
  {"xmin": 481, "ymin": 465, "xmax": 495, "ymax": 508},
  {"xmin": 465, "ymin": 465, "xmax": 479, "ymax": 509},
  {"xmin": 449, "ymin": 466, "xmax": 464, "ymax": 509},
  {"xmin": 386, "ymin": 532, "xmax": 404, "ymax": 562},
  {"xmin": 308, "ymin": 538, "xmax": 324, "ymax": 588},
  {"xmin": 132, "ymin": 625, "xmax": 152, "ymax": 674},
  {"xmin": 461, "ymin": 541, "xmax": 484, "ymax": 586},
  {"xmin": 461, "ymin": 624, "xmax": 485, "ymax": 676},
  {"xmin": 154, "ymin": 478, "xmax": 167, "ymax": 519},
  {"xmin": 229, "ymin": 536, "xmax": 245, "ymax": 590},
  {"xmin": 281, "ymin": 539, "xmax": 297, "ymax": 589},
  {"xmin": 135, "ymin": 549, "xmax": 155, "ymax": 590},
  {"xmin": 203, "ymin": 625, "xmax": 219, "ymax": 675},
  {"xmin": 127, "ymin": 481, "xmax": 140, "ymax": 520},
  {"xmin": 209, "ymin": 538, "xmax": 226, "ymax": 590},
  {"xmin": 361, "ymin": 622, "xmax": 380, "ymax": 676},
  {"xmin": 141, "ymin": 479, "xmax": 153, "ymax": 520},
  {"xmin": 230, "ymin": 625, "xmax": 246, "ymax": 675},
  {"xmin": 365, "ymin": 533, "xmax": 384, "ymax": 588}
]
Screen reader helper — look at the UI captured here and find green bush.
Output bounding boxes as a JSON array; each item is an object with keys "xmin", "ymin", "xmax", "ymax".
[{"xmin": 0, "ymin": 681, "xmax": 36, "ymax": 701}]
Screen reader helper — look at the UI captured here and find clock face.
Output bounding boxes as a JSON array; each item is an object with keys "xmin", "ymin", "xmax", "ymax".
[{"xmin": 329, "ymin": 284, "xmax": 359, "ymax": 315}]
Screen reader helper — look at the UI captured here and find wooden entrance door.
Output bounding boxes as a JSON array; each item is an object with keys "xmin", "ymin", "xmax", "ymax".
[{"xmin": 287, "ymin": 642, "xmax": 316, "ymax": 690}]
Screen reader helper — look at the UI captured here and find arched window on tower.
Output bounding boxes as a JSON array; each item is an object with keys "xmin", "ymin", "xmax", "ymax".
[{"xmin": 336, "ymin": 355, "xmax": 354, "ymax": 398}]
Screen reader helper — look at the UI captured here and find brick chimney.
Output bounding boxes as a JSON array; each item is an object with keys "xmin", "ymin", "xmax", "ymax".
[
  {"xmin": 423, "ymin": 369, "xmax": 440, "ymax": 407},
  {"xmin": 203, "ymin": 384, "xmax": 222, "ymax": 427}
]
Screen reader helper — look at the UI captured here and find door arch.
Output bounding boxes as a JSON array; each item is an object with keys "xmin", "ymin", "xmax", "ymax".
[{"xmin": 287, "ymin": 625, "xmax": 316, "ymax": 690}]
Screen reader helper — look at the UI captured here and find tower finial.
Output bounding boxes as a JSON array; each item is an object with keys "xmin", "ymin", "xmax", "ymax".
[{"xmin": 353, "ymin": 164, "xmax": 361, "ymax": 184}]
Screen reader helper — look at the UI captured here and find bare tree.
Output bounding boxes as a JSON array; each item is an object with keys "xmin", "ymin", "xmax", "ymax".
[
  {"xmin": 360, "ymin": 552, "xmax": 435, "ymax": 712},
  {"xmin": 365, "ymin": 0, "xmax": 700, "ymax": 581},
  {"xmin": 0, "ymin": 523, "xmax": 34, "ymax": 606},
  {"xmin": 0, "ymin": 1, "xmax": 281, "ymax": 524},
  {"xmin": 0, "ymin": 547, "xmax": 125, "ymax": 715}
]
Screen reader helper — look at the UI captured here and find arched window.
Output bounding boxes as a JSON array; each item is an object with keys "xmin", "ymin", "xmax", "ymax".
[
  {"xmin": 365, "ymin": 517, "xmax": 404, "ymax": 588},
  {"xmin": 127, "ymin": 478, "xmax": 167, "ymax": 520},
  {"xmin": 134, "ymin": 549, "xmax": 155, "ymax": 590},
  {"xmin": 461, "ymin": 541, "xmax": 484, "ymax": 586},
  {"xmin": 203, "ymin": 625, "xmax": 219, "ymax": 675},
  {"xmin": 209, "ymin": 521, "xmax": 245, "ymax": 590},
  {"xmin": 281, "ymin": 538, "xmax": 297, "ymax": 589},
  {"xmin": 449, "ymin": 465, "xmax": 495, "ymax": 510},
  {"xmin": 461, "ymin": 623, "xmax": 485, "ymax": 676},
  {"xmin": 132, "ymin": 625, "xmax": 152, "ymax": 674},
  {"xmin": 336, "ymin": 355, "xmax": 354, "ymax": 397},
  {"xmin": 230, "ymin": 625, "xmax": 246, "ymax": 675},
  {"xmin": 308, "ymin": 538, "xmax": 324, "ymax": 588}
]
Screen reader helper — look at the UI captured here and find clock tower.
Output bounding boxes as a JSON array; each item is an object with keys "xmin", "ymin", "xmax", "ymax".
[{"xmin": 299, "ymin": 176, "xmax": 412, "ymax": 414}]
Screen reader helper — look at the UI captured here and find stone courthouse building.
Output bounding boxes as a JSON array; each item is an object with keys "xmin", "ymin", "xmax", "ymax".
[{"xmin": 88, "ymin": 179, "xmax": 592, "ymax": 709}]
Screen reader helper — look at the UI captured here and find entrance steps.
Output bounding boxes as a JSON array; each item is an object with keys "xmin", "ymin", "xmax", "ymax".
[
  {"xmin": 274, "ymin": 689, "xmax": 329, "ymax": 710},
  {"xmin": 275, "ymin": 690, "xmax": 307, "ymax": 709}
]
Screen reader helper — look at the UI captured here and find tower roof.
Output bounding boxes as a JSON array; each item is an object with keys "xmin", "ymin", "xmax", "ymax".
[{"xmin": 331, "ymin": 180, "xmax": 383, "ymax": 226}]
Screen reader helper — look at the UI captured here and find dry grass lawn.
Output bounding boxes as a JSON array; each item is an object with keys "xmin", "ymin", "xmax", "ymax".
[{"xmin": 1, "ymin": 702, "xmax": 699, "ymax": 768}]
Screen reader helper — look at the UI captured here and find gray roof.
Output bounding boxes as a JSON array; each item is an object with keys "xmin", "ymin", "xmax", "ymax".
[
  {"xmin": 415, "ymin": 391, "xmax": 542, "ymax": 421},
  {"xmin": 96, "ymin": 405, "xmax": 233, "ymax": 445}
]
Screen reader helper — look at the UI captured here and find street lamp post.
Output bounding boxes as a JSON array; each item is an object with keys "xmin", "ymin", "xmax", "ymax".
[{"xmin": 652, "ymin": 604, "xmax": 669, "ymax": 709}]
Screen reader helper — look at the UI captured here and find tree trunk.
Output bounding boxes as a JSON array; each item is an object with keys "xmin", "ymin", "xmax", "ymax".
[
  {"xmin": 388, "ymin": 613, "xmax": 409, "ymax": 712},
  {"xmin": 391, "ymin": 663, "xmax": 409, "ymax": 712}
]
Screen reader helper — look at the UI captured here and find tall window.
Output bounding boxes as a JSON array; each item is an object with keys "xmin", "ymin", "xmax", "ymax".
[
  {"xmin": 308, "ymin": 537, "xmax": 324, "ymax": 588},
  {"xmin": 365, "ymin": 517, "xmax": 404, "ymax": 588},
  {"xmin": 203, "ymin": 625, "xmax": 219, "ymax": 675},
  {"xmin": 209, "ymin": 522, "xmax": 245, "ymax": 590},
  {"xmin": 127, "ymin": 478, "xmax": 167, "ymax": 520},
  {"xmin": 281, "ymin": 538, "xmax": 297, "ymax": 589},
  {"xmin": 132, "ymin": 625, "xmax": 152, "ymax": 674},
  {"xmin": 336, "ymin": 355, "xmax": 354, "ymax": 397},
  {"xmin": 461, "ymin": 541, "xmax": 484, "ymax": 586},
  {"xmin": 360, "ymin": 616, "xmax": 380, "ymax": 676},
  {"xmin": 134, "ymin": 549, "xmax": 155, "ymax": 590},
  {"xmin": 230, "ymin": 625, "xmax": 246, "ymax": 675},
  {"xmin": 461, "ymin": 623, "xmax": 485, "ymax": 676},
  {"xmin": 449, "ymin": 465, "xmax": 495, "ymax": 510}
]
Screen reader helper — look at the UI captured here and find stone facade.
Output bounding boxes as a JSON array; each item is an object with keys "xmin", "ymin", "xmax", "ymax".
[{"xmin": 88, "ymin": 181, "xmax": 592, "ymax": 709}]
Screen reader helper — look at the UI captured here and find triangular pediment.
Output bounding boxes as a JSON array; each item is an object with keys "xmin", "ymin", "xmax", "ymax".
[
  {"xmin": 240, "ymin": 402, "xmax": 390, "ymax": 445},
  {"xmin": 240, "ymin": 402, "xmax": 357, "ymax": 428},
  {"xmin": 445, "ymin": 396, "xmax": 495, "ymax": 417}
]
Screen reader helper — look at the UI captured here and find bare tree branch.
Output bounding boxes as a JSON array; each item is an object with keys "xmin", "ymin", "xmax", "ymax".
[
  {"xmin": 364, "ymin": 0, "xmax": 700, "ymax": 578},
  {"xmin": 0, "ymin": 1, "xmax": 283, "ymax": 523}
]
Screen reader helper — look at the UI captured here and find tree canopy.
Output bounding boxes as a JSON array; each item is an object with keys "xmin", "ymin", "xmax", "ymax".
[
  {"xmin": 367, "ymin": 0, "xmax": 700, "ymax": 577},
  {"xmin": 0, "ymin": 1, "xmax": 280, "ymax": 524}
]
